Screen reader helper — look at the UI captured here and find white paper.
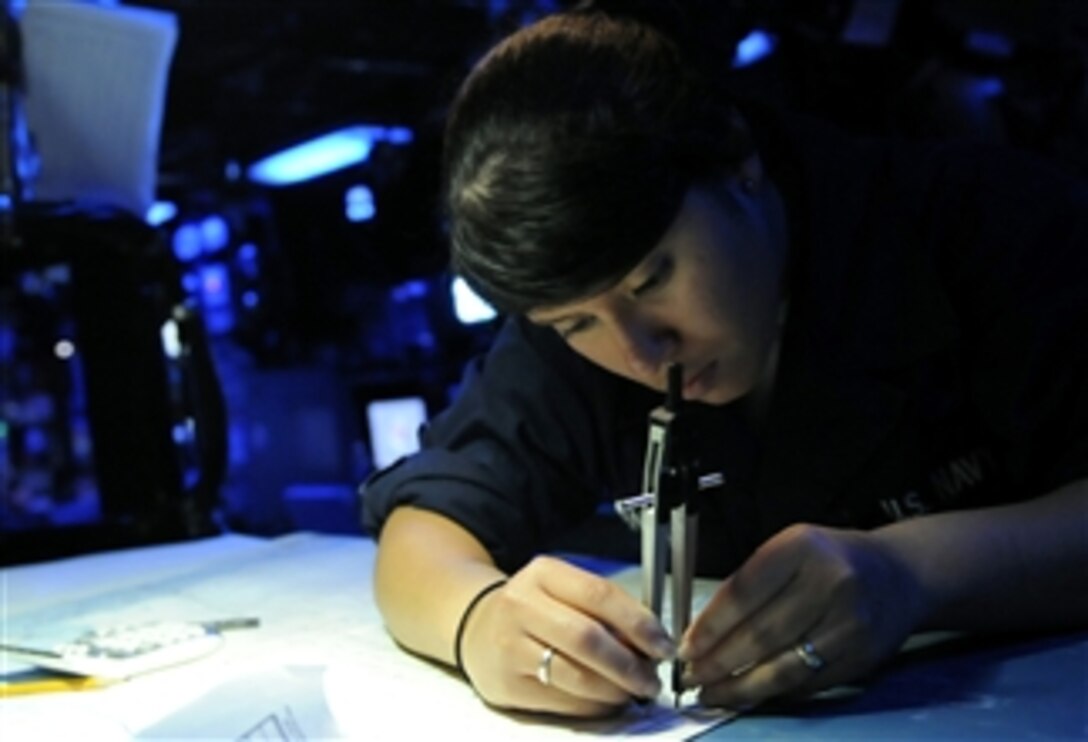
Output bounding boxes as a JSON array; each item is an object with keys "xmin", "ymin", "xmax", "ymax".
[
  {"xmin": 19, "ymin": 1, "xmax": 177, "ymax": 215},
  {"xmin": 1, "ymin": 534, "xmax": 733, "ymax": 740}
]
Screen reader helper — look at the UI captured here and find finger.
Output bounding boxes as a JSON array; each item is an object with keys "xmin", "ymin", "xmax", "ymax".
[
  {"xmin": 507, "ymin": 668, "xmax": 624, "ymax": 718},
  {"xmin": 683, "ymin": 572, "xmax": 827, "ymax": 687},
  {"xmin": 527, "ymin": 600, "xmax": 663, "ymax": 700},
  {"xmin": 537, "ymin": 558, "xmax": 675, "ymax": 660},
  {"xmin": 518, "ymin": 558, "xmax": 667, "ymax": 697},
  {"xmin": 681, "ymin": 528, "xmax": 808, "ymax": 660},
  {"xmin": 783, "ymin": 616, "xmax": 884, "ymax": 698},
  {"xmin": 697, "ymin": 620, "xmax": 857, "ymax": 711},
  {"xmin": 466, "ymin": 583, "xmax": 634, "ymax": 717},
  {"xmin": 506, "ymin": 559, "xmax": 663, "ymax": 700},
  {"xmin": 518, "ymin": 640, "xmax": 632, "ymax": 706}
]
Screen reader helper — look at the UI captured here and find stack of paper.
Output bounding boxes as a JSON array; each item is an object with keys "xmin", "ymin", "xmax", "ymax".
[{"xmin": 19, "ymin": 0, "xmax": 177, "ymax": 216}]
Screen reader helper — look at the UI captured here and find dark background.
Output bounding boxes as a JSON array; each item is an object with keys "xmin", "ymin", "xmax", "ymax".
[{"xmin": 2, "ymin": 0, "xmax": 1086, "ymax": 560}]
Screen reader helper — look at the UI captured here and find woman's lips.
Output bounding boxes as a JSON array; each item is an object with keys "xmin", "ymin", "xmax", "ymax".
[{"xmin": 683, "ymin": 361, "xmax": 715, "ymax": 398}]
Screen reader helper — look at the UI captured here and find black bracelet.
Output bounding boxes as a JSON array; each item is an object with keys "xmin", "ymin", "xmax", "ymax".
[{"xmin": 453, "ymin": 578, "xmax": 507, "ymax": 683}]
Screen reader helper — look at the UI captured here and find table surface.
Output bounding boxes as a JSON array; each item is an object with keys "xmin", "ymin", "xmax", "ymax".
[{"xmin": 2, "ymin": 533, "xmax": 1085, "ymax": 740}]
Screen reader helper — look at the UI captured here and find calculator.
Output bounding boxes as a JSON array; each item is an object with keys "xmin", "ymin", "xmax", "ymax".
[{"xmin": 1, "ymin": 618, "xmax": 258, "ymax": 679}]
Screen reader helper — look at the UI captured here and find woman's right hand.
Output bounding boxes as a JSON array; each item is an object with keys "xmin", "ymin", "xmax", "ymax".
[{"xmin": 460, "ymin": 555, "xmax": 676, "ymax": 716}]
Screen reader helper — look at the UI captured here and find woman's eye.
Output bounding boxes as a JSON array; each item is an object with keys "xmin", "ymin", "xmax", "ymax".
[
  {"xmin": 559, "ymin": 317, "xmax": 595, "ymax": 339},
  {"xmin": 633, "ymin": 257, "xmax": 673, "ymax": 296}
]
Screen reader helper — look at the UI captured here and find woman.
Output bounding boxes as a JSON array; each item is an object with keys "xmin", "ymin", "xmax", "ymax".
[{"xmin": 363, "ymin": 9, "xmax": 1088, "ymax": 717}]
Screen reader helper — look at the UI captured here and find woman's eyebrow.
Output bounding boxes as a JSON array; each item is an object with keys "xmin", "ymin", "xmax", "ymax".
[
  {"xmin": 632, "ymin": 256, "xmax": 664, "ymax": 286},
  {"xmin": 528, "ymin": 251, "xmax": 666, "ymax": 325},
  {"xmin": 527, "ymin": 310, "xmax": 580, "ymax": 327}
]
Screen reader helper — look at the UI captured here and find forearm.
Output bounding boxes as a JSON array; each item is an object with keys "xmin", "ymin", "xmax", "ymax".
[
  {"xmin": 874, "ymin": 478, "xmax": 1088, "ymax": 633},
  {"xmin": 374, "ymin": 506, "xmax": 507, "ymax": 665}
]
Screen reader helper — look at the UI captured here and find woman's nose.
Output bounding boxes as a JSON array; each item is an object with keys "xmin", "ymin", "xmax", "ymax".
[{"xmin": 615, "ymin": 318, "xmax": 674, "ymax": 378}]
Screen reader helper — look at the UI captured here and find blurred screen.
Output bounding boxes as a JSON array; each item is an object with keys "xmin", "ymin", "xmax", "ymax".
[{"xmin": 366, "ymin": 396, "xmax": 426, "ymax": 469}]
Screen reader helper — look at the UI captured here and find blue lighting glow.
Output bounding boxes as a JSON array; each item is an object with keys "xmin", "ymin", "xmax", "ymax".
[
  {"xmin": 172, "ymin": 421, "xmax": 195, "ymax": 446},
  {"xmin": 182, "ymin": 271, "xmax": 201, "ymax": 294},
  {"xmin": 733, "ymin": 29, "xmax": 776, "ymax": 68},
  {"xmin": 966, "ymin": 30, "xmax": 1014, "ymax": 58},
  {"xmin": 969, "ymin": 76, "xmax": 1005, "ymax": 99},
  {"xmin": 172, "ymin": 223, "xmax": 202, "ymax": 262},
  {"xmin": 383, "ymin": 127, "xmax": 414, "ymax": 145},
  {"xmin": 392, "ymin": 279, "xmax": 428, "ymax": 303},
  {"xmin": 0, "ymin": 325, "xmax": 13, "ymax": 362},
  {"xmin": 345, "ymin": 185, "xmax": 376, "ymax": 222},
  {"xmin": 145, "ymin": 200, "xmax": 177, "ymax": 226},
  {"xmin": 199, "ymin": 263, "xmax": 232, "ymax": 308},
  {"xmin": 248, "ymin": 125, "xmax": 414, "ymax": 187},
  {"xmin": 24, "ymin": 426, "xmax": 47, "ymax": 455},
  {"xmin": 451, "ymin": 277, "xmax": 497, "ymax": 324},
  {"xmin": 199, "ymin": 262, "xmax": 236, "ymax": 335},
  {"xmin": 200, "ymin": 215, "xmax": 230, "ymax": 253},
  {"xmin": 236, "ymin": 242, "xmax": 260, "ymax": 278}
]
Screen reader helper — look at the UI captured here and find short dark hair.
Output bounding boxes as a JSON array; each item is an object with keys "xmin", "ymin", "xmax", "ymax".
[{"xmin": 444, "ymin": 10, "xmax": 754, "ymax": 315}]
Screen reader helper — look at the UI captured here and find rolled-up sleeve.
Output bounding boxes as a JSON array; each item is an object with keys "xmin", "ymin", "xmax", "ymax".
[{"xmin": 360, "ymin": 316, "xmax": 646, "ymax": 572}]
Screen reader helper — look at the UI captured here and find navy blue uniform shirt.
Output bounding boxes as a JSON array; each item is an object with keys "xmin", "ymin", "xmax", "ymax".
[{"xmin": 362, "ymin": 109, "xmax": 1088, "ymax": 577}]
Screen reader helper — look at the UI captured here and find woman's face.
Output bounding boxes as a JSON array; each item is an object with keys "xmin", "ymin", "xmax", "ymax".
[{"xmin": 528, "ymin": 177, "xmax": 788, "ymax": 406}]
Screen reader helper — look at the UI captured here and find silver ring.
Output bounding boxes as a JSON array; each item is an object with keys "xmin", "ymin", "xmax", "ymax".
[
  {"xmin": 794, "ymin": 641, "xmax": 825, "ymax": 671},
  {"xmin": 536, "ymin": 646, "xmax": 555, "ymax": 686}
]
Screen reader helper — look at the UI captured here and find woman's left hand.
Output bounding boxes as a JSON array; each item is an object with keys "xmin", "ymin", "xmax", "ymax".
[{"xmin": 678, "ymin": 523, "xmax": 926, "ymax": 710}]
